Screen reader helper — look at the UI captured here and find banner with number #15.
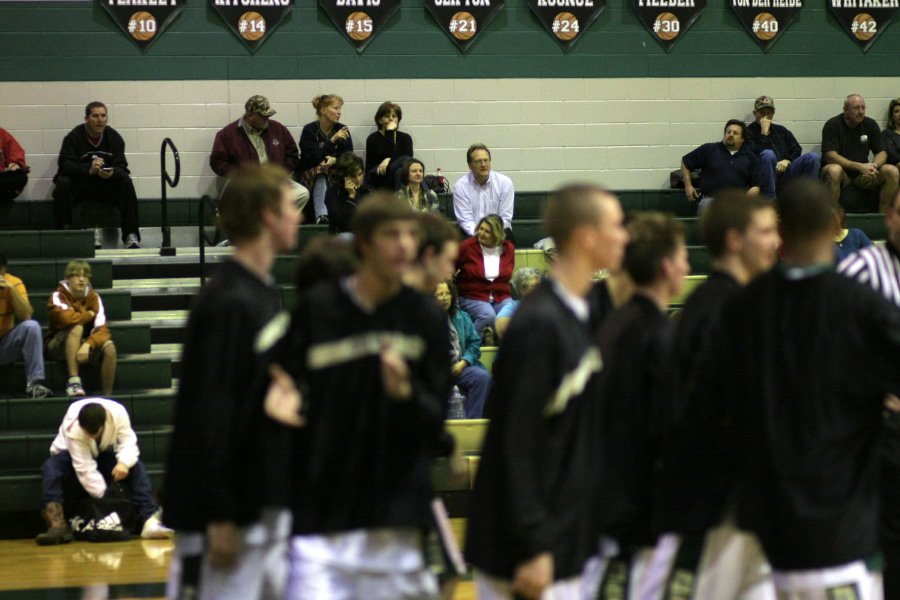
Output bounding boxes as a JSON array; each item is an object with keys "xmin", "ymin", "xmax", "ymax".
[
  {"xmin": 100, "ymin": 0, "xmax": 184, "ymax": 51},
  {"xmin": 211, "ymin": 0, "xmax": 293, "ymax": 52},
  {"xmin": 320, "ymin": 0, "xmax": 400, "ymax": 52}
]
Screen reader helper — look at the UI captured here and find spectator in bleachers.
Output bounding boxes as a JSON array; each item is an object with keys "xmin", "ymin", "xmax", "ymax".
[
  {"xmin": 52, "ymin": 101, "xmax": 142, "ymax": 249},
  {"xmin": 652, "ymin": 191, "xmax": 780, "ymax": 599},
  {"xmin": 365, "ymin": 101, "xmax": 413, "ymax": 191},
  {"xmin": 0, "ymin": 127, "xmax": 28, "ymax": 202},
  {"xmin": 298, "ymin": 94, "xmax": 353, "ymax": 225},
  {"xmin": 455, "ymin": 214, "xmax": 515, "ymax": 343},
  {"xmin": 406, "ymin": 212, "xmax": 461, "ymax": 295},
  {"xmin": 44, "ymin": 260, "xmax": 116, "ymax": 398},
  {"xmin": 325, "ymin": 152, "xmax": 365, "ymax": 234},
  {"xmin": 681, "ymin": 119, "xmax": 762, "ymax": 213},
  {"xmin": 293, "ymin": 236, "xmax": 359, "ymax": 293},
  {"xmin": 839, "ymin": 190, "xmax": 900, "ymax": 599},
  {"xmin": 36, "ymin": 398, "xmax": 173, "ymax": 546},
  {"xmin": 821, "ymin": 94, "xmax": 899, "ymax": 213},
  {"xmin": 453, "ymin": 143, "xmax": 514, "ymax": 238},
  {"xmin": 882, "ymin": 98, "xmax": 900, "ymax": 171},
  {"xmin": 707, "ymin": 179, "xmax": 900, "ymax": 598},
  {"xmin": 435, "ymin": 280, "xmax": 491, "ymax": 419},
  {"xmin": 398, "ymin": 158, "xmax": 439, "ymax": 214},
  {"xmin": 164, "ymin": 164, "xmax": 301, "ymax": 600},
  {"xmin": 833, "ymin": 203, "xmax": 873, "ymax": 263},
  {"xmin": 466, "ymin": 185, "xmax": 628, "ymax": 600},
  {"xmin": 745, "ymin": 95, "xmax": 821, "ymax": 199},
  {"xmin": 0, "ymin": 254, "xmax": 52, "ymax": 398},
  {"xmin": 589, "ymin": 267, "xmax": 634, "ymax": 336},
  {"xmin": 594, "ymin": 213, "xmax": 689, "ymax": 590},
  {"xmin": 494, "ymin": 267, "xmax": 542, "ymax": 339},
  {"xmin": 210, "ymin": 94, "xmax": 309, "ymax": 211}
]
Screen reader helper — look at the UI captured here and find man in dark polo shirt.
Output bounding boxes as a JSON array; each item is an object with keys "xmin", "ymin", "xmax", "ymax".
[
  {"xmin": 821, "ymin": 93, "xmax": 899, "ymax": 213},
  {"xmin": 681, "ymin": 119, "xmax": 762, "ymax": 214}
]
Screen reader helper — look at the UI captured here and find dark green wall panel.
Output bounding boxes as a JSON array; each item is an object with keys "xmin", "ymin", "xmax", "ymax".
[{"xmin": 1, "ymin": 1, "xmax": 899, "ymax": 80}]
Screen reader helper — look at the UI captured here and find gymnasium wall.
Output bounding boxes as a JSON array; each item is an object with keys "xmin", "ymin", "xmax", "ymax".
[{"xmin": 1, "ymin": 0, "xmax": 899, "ymax": 198}]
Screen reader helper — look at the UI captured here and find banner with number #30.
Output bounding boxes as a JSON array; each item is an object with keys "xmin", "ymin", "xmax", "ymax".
[
  {"xmin": 100, "ymin": 0, "xmax": 184, "ymax": 51},
  {"xmin": 633, "ymin": 0, "xmax": 706, "ymax": 51}
]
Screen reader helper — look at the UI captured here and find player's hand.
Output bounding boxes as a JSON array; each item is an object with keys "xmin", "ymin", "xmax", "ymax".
[
  {"xmin": 381, "ymin": 344, "xmax": 412, "ymax": 400},
  {"xmin": 377, "ymin": 157, "xmax": 390, "ymax": 175},
  {"xmin": 97, "ymin": 168, "xmax": 113, "ymax": 179},
  {"xmin": 684, "ymin": 184, "xmax": 700, "ymax": 202},
  {"xmin": 7, "ymin": 163, "xmax": 20, "ymax": 171},
  {"xmin": 76, "ymin": 342, "xmax": 91, "ymax": 365},
  {"xmin": 344, "ymin": 178, "xmax": 358, "ymax": 198},
  {"xmin": 89, "ymin": 157, "xmax": 104, "ymax": 175},
  {"xmin": 759, "ymin": 116, "xmax": 772, "ymax": 135},
  {"xmin": 451, "ymin": 360, "xmax": 467, "ymax": 377},
  {"xmin": 885, "ymin": 394, "xmax": 900, "ymax": 413},
  {"xmin": 112, "ymin": 462, "xmax": 129, "ymax": 481},
  {"xmin": 776, "ymin": 159, "xmax": 790, "ymax": 173},
  {"xmin": 512, "ymin": 553, "xmax": 554, "ymax": 599},
  {"xmin": 331, "ymin": 127, "xmax": 350, "ymax": 143},
  {"xmin": 321, "ymin": 156, "xmax": 336, "ymax": 169},
  {"xmin": 264, "ymin": 364, "xmax": 305, "ymax": 428},
  {"xmin": 207, "ymin": 521, "xmax": 240, "ymax": 568}
]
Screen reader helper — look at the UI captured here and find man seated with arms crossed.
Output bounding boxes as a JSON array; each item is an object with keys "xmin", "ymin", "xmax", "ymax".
[
  {"xmin": 453, "ymin": 143, "xmax": 515, "ymax": 239},
  {"xmin": 821, "ymin": 93, "xmax": 899, "ymax": 213},
  {"xmin": 210, "ymin": 95, "xmax": 309, "ymax": 212},
  {"xmin": 682, "ymin": 120, "xmax": 762, "ymax": 213},
  {"xmin": 36, "ymin": 398, "xmax": 173, "ymax": 545},
  {"xmin": 745, "ymin": 95, "xmax": 821, "ymax": 199}
]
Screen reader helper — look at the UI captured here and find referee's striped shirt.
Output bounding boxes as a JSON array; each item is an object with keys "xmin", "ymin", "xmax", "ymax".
[{"xmin": 837, "ymin": 241, "xmax": 900, "ymax": 308}]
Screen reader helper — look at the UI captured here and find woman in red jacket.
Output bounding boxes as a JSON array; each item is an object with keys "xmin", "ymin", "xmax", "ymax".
[{"xmin": 455, "ymin": 214, "xmax": 515, "ymax": 342}]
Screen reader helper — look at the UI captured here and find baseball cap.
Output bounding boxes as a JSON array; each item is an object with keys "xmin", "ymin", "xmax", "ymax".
[
  {"xmin": 754, "ymin": 96, "xmax": 775, "ymax": 111},
  {"xmin": 245, "ymin": 95, "xmax": 276, "ymax": 117}
]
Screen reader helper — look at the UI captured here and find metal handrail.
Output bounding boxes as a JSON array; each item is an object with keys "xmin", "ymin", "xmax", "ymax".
[
  {"xmin": 159, "ymin": 138, "xmax": 180, "ymax": 256},
  {"xmin": 198, "ymin": 194, "xmax": 219, "ymax": 287}
]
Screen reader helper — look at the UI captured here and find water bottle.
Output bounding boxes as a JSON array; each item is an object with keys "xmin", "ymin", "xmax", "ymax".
[
  {"xmin": 448, "ymin": 386, "xmax": 466, "ymax": 420},
  {"xmin": 435, "ymin": 167, "xmax": 447, "ymax": 193}
]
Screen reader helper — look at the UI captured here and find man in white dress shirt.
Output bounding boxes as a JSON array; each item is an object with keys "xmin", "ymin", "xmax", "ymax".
[{"xmin": 453, "ymin": 143, "xmax": 515, "ymax": 238}]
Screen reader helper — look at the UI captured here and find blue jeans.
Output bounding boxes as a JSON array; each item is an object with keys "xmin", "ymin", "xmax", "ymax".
[
  {"xmin": 42, "ymin": 450, "xmax": 159, "ymax": 522},
  {"xmin": 456, "ymin": 366, "xmax": 491, "ymax": 419},
  {"xmin": 458, "ymin": 297, "xmax": 513, "ymax": 335},
  {"xmin": 0, "ymin": 320, "xmax": 45, "ymax": 384},
  {"xmin": 758, "ymin": 150, "xmax": 821, "ymax": 198},
  {"xmin": 313, "ymin": 175, "xmax": 328, "ymax": 218}
]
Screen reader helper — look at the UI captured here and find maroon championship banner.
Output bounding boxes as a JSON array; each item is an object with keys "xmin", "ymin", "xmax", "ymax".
[
  {"xmin": 633, "ymin": 0, "xmax": 706, "ymax": 51},
  {"xmin": 320, "ymin": 0, "xmax": 401, "ymax": 51},
  {"xmin": 731, "ymin": 0, "xmax": 801, "ymax": 51},
  {"xmin": 829, "ymin": 0, "xmax": 898, "ymax": 51},
  {"xmin": 212, "ymin": 0, "xmax": 293, "ymax": 52},
  {"xmin": 528, "ymin": 0, "xmax": 606, "ymax": 51},
  {"xmin": 425, "ymin": 0, "xmax": 505, "ymax": 51},
  {"xmin": 100, "ymin": 0, "xmax": 184, "ymax": 51}
]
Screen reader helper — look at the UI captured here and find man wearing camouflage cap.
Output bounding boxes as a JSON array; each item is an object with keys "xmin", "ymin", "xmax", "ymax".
[
  {"xmin": 745, "ymin": 95, "xmax": 821, "ymax": 199},
  {"xmin": 211, "ymin": 95, "xmax": 309, "ymax": 210}
]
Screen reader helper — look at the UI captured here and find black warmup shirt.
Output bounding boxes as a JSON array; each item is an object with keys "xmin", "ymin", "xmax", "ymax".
[
  {"xmin": 466, "ymin": 280, "xmax": 604, "ymax": 580},
  {"xmin": 716, "ymin": 265, "xmax": 900, "ymax": 569},
  {"xmin": 164, "ymin": 259, "xmax": 286, "ymax": 530},
  {"xmin": 821, "ymin": 114, "xmax": 885, "ymax": 176},
  {"xmin": 656, "ymin": 270, "xmax": 742, "ymax": 535},
  {"xmin": 596, "ymin": 293, "xmax": 673, "ymax": 548},
  {"xmin": 276, "ymin": 280, "xmax": 450, "ymax": 534}
]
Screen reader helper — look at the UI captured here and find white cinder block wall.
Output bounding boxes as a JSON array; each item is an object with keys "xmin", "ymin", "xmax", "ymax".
[{"xmin": 3, "ymin": 77, "xmax": 899, "ymax": 201}]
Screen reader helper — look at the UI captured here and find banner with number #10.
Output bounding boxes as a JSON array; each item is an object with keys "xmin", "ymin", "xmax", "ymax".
[
  {"xmin": 211, "ymin": 0, "xmax": 293, "ymax": 52},
  {"xmin": 100, "ymin": 0, "xmax": 184, "ymax": 51},
  {"xmin": 528, "ymin": 0, "xmax": 606, "ymax": 51},
  {"xmin": 320, "ymin": 0, "xmax": 400, "ymax": 51},
  {"xmin": 425, "ymin": 0, "xmax": 505, "ymax": 51}
]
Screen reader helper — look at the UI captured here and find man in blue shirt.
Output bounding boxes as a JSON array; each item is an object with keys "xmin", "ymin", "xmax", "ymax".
[{"xmin": 681, "ymin": 120, "xmax": 762, "ymax": 213}]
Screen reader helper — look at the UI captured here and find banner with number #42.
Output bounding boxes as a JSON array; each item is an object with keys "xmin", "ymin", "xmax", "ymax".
[{"xmin": 100, "ymin": 0, "xmax": 184, "ymax": 51}]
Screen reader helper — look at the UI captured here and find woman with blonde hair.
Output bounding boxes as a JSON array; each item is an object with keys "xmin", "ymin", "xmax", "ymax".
[{"xmin": 298, "ymin": 94, "xmax": 353, "ymax": 225}]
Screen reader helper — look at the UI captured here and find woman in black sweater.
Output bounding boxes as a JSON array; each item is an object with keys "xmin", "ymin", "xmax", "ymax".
[
  {"xmin": 364, "ymin": 101, "xmax": 413, "ymax": 191},
  {"xmin": 298, "ymin": 94, "xmax": 353, "ymax": 224},
  {"xmin": 325, "ymin": 152, "xmax": 365, "ymax": 234}
]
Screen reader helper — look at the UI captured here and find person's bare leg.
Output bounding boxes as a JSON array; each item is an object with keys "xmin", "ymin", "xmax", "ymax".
[
  {"xmin": 64, "ymin": 325, "xmax": 83, "ymax": 377},
  {"xmin": 879, "ymin": 164, "xmax": 899, "ymax": 213},
  {"xmin": 100, "ymin": 343, "xmax": 116, "ymax": 396},
  {"xmin": 821, "ymin": 164, "xmax": 843, "ymax": 205}
]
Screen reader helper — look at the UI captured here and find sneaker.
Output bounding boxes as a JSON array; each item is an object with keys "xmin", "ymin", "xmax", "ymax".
[
  {"xmin": 94, "ymin": 228, "xmax": 103, "ymax": 249},
  {"xmin": 125, "ymin": 234, "xmax": 142, "ymax": 249},
  {"xmin": 25, "ymin": 382, "xmax": 53, "ymax": 399},
  {"xmin": 65, "ymin": 378, "xmax": 85, "ymax": 397},
  {"xmin": 141, "ymin": 512, "xmax": 174, "ymax": 540},
  {"xmin": 315, "ymin": 215, "xmax": 329, "ymax": 225}
]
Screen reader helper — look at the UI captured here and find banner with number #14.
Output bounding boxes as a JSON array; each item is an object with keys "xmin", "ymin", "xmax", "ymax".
[
  {"xmin": 211, "ymin": 0, "xmax": 293, "ymax": 52},
  {"xmin": 100, "ymin": 0, "xmax": 184, "ymax": 51}
]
